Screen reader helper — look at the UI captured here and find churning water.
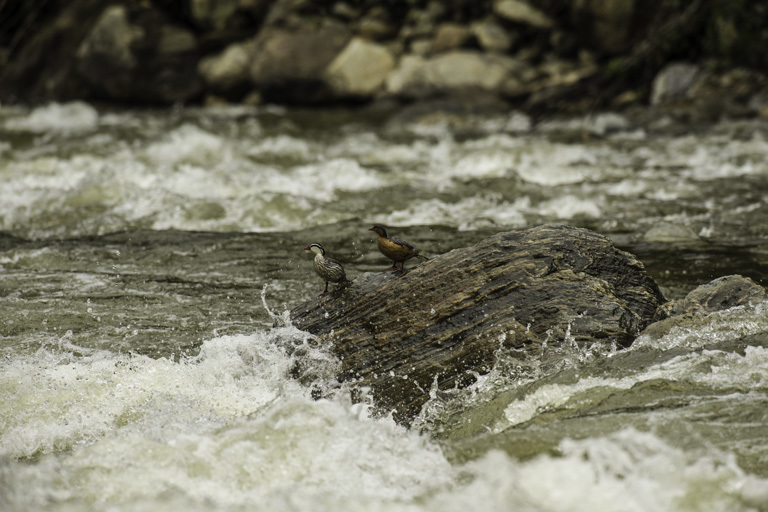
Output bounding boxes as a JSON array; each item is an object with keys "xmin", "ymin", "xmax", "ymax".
[{"xmin": 1, "ymin": 101, "xmax": 768, "ymax": 511}]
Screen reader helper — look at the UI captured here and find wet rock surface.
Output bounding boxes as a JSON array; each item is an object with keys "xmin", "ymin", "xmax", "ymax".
[
  {"xmin": 643, "ymin": 275, "xmax": 767, "ymax": 340},
  {"xmin": 290, "ymin": 224, "xmax": 666, "ymax": 424},
  {"xmin": 655, "ymin": 274, "xmax": 766, "ymax": 320}
]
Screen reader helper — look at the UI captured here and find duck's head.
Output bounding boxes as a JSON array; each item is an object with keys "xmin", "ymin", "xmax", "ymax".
[
  {"xmin": 304, "ymin": 243, "xmax": 325, "ymax": 256},
  {"xmin": 368, "ymin": 224, "xmax": 387, "ymax": 237}
]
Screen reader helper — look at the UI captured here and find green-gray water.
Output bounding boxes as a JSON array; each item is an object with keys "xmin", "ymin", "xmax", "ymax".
[{"xmin": 1, "ymin": 102, "xmax": 767, "ymax": 511}]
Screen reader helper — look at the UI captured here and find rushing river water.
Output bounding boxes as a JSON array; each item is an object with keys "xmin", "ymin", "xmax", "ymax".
[{"xmin": 1, "ymin": 101, "xmax": 768, "ymax": 511}]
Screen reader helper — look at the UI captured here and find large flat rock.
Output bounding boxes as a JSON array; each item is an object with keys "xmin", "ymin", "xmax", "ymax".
[{"xmin": 290, "ymin": 224, "xmax": 666, "ymax": 424}]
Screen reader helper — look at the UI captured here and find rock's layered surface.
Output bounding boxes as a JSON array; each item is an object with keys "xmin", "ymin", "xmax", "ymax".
[{"xmin": 290, "ymin": 224, "xmax": 666, "ymax": 423}]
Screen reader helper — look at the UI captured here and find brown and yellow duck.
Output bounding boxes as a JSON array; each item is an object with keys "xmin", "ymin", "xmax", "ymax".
[{"xmin": 368, "ymin": 224, "xmax": 427, "ymax": 271}]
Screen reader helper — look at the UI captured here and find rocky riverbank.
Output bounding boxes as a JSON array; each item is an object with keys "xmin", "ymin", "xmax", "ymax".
[{"xmin": 2, "ymin": 0, "xmax": 768, "ymax": 119}]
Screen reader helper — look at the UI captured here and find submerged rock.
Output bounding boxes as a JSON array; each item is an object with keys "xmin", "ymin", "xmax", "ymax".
[
  {"xmin": 653, "ymin": 275, "xmax": 766, "ymax": 322},
  {"xmin": 642, "ymin": 275, "xmax": 766, "ymax": 340},
  {"xmin": 290, "ymin": 224, "xmax": 665, "ymax": 424}
]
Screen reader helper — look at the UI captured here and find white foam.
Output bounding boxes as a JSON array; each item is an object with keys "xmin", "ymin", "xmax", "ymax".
[
  {"xmin": 634, "ymin": 300, "xmax": 768, "ymax": 351},
  {"xmin": 144, "ymin": 124, "xmax": 231, "ymax": 167},
  {"xmin": 2, "ymin": 108, "xmax": 768, "ymax": 240},
  {"xmin": 501, "ymin": 373, "xmax": 637, "ymax": 428},
  {"xmin": 643, "ymin": 133, "xmax": 768, "ymax": 182},
  {"xmin": 504, "ymin": 111, "xmax": 533, "ymax": 133},
  {"xmin": 514, "ymin": 143, "xmax": 599, "ymax": 185},
  {"xmin": 693, "ymin": 345, "xmax": 768, "ymax": 388},
  {"xmin": 0, "ymin": 154, "xmax": 118, "ymax": 237},
  {"xmin": 537, "ymin": 194, "xmax": 602, "ymax": 219},
  {"xmin": 604, "ymin": 178, "xmax": 650, "ymax": 196},
  {"xmin": 3, "ymin": 101, "xmax": 99, "ymax": 133},
  {"xmin": 248, "ymin": 134, "xmax": 314, "ymax": 160},
  {"xmin": 3, "ymin": 424, "xmax": 764, "ymax": 512},
  {"xmin": 0, "ymin": 327, "xmax": 458, "ymax": 511},
  {"xmin": 384, "ymin": 195, "xmax": 529, "ymax": 231},
  {"xmin": 1, "ymin": 125, "xmax": 395, "ymax": 235},
  {"xmin": 273, "ymin": 158, "xmax": 387, "ymax": 201},
  {"xmin": 537, "ymin": 112, "xmax": 630, "ymax": 136},
  {"xmin": 2, "ymin": 315, "xmax": 767, "ymax": 511},
  {"xmin": 384, "ymin": 191, "xmax": 602, "ymax": 230},
  {"xmin": 499, "ymin": 312, "xmax": 768, "ymax": 430},
  {"xmin": 0, "ymin": 328, "xmax": 328, "ymax": 460},
  {"xmin": 330, "ymin": 132, "xmax": 439, "ymax": 168},
  {"xmin": 448, "ymin": 151, "xmax": 515, "ymax": 180},
  {"xmin": 58, "ymin": 399, "xmax": 449, "ymax": 507},
  {"xmin": 434, "ymin": 429, "xmax": 766, "ymax": 512}
]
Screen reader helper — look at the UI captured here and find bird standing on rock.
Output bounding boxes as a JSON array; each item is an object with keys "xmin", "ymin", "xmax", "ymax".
[
  {"xmin": 304, "ymin": 243, "xmax": 347, "ymax": 296},
  {"xmin": 369, "ymin": 224, "xmax": 427, "ymax": 271}
]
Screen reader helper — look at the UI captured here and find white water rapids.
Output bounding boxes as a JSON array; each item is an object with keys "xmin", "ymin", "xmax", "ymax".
[{"xmin": 1, "ymin": 102, "xmax": 768, "ymax": 511}]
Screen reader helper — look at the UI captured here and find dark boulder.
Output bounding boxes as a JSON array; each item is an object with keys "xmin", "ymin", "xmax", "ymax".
[
  {"xmin": 75, "ymin": 5, "xmax": 202, "ymax": 103},
  {"xmin": 290, "ymin": 224, "xmax": 666, "ymax": 424}
]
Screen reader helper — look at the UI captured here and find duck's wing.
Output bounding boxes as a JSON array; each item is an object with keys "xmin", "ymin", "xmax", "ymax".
[
  {"xmin": 389, "ymin": 237, "xmax": 415, "ymax": 252},
  {"xmin": 323, "ymin": 256, "xmax": 347, "ymax": 281}
]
